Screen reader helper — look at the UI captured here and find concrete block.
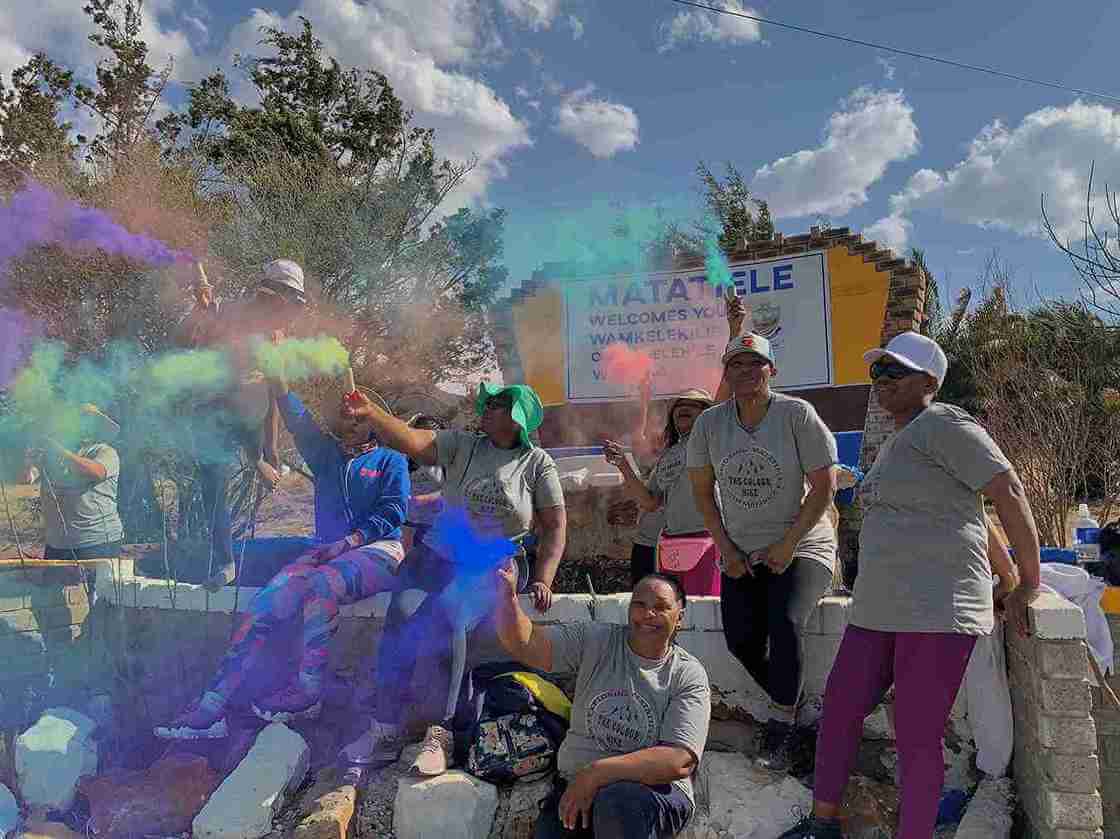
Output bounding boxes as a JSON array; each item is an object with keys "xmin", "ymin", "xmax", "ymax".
[
  {"xmin": 193, "ymin": 723, "xmax": 309, "ymax": 839},
  {"xmin": 530, "ymin": 594, "xmax": 594, "ymax": 625},
  {"xmin": 1040, "ymin": 642, "xmax": 1090, "ymax": 680},
  {"xmin": 1032, "ymin": 592, "xmax": 1088, "ymax": 640},
  {"xmin": 816, "ymin": 595, "xmax": 850, "ymax": 636},
  {"xmin": 1041, "ymin": 790, "xmax": 1103, "ymax": 830},
  {"xmin": 1039, "ymin": 715, "xmax": 1098, "ymax": 753},
  {"xmin": 15, "ymin": 708, "xmax": 99, "ymax": 812},
  {"xmin": 683, "ymin": 753, "xmax": 812, "ymax": 838},
  {"xmin": 955, "ymin": 776, "xmax": 1012, "ymax": 839},
  {"xmin": 1040, "ymin": 678, "xmax": 1093, "ymax": 716},
  {"xmin": 1051, "ymin": 831, "xmax": 1105, "ymax": 839},
  {"xmin": 594, "ymin": 593, "xmax": 629, "ymax": 625},
  {"xmin": 394, "ymin": 771, "xmax": 498, "ymax": 839},
  {"xmin": 1043, "ymin": 752, "xmax": 1101, "ymax": 794},
  {"xmin": 688, "ymin": 598, "xmax": 721, "ymax": 631}
]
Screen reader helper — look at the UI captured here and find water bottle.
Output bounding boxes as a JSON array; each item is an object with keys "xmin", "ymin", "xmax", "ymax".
[{"xmin": 1074, "ymin": 503, "xmax": 1101, "ymax": 563}]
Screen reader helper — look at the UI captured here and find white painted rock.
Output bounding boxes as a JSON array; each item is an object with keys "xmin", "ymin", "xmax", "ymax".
[
  {"xmin": 394, "ymin": 771, "xmax": 499, "ymax": 839},
  {"xmin": 0, "ymin": 783, "xmax": 19, "ymax": 839},
  {"xmin": 192, "ymin": 723, "xmax": 309, "ymax": 839},
  {"xmin": 682, "ymin": 754, "xmax": 812, "ymax": 839},
  {"xmin": 862, "ymin": 705, "xmax": 895, "ymax": 741},
  {"xmin": 956, "ymin": 776, "xmax": 1013, "ymax": 839},
  {"xmin": 15, "ymin": 708, "xmax": 99, "ymax": 812}
]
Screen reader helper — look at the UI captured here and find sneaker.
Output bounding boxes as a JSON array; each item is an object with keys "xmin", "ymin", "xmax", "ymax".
[
  {"xmin": 340, "ymin": 720, "xmax": 404, "ymax": 767},
  {"xmin": 251, "ymin": 683, "xmax": 322, "ymax": 723},
  {"xmin": 757, "ymin": 718, "xmax": 797, "ymax": 773},
  {"xmin": 777, "ymin": 808, "xmax": 843, "ymax": 839},
  {"xmin": 411, "ymin": 725, "xmax": 453, "ymax": 777},
  {"xmin": 154, "ymin": 701, "xmax": 228, "ymax": 740}
]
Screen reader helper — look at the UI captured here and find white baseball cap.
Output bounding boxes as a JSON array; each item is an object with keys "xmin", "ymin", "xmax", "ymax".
[
  {"xmin": 260, "ymin": 259, "xmax": 307, "ymax": 304},
  {"xmin": 721, "ymin": 333, "xmax": 775, "ymax": 366},
  {"xmin": 863, "ymin": 331, "xmax": 948, "ymax": 387}
]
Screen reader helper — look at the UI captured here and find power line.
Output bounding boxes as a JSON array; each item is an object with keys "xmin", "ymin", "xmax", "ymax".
[{"xmin": 667, "ymin": 0, "xmax": 1120, "ymax": 105}]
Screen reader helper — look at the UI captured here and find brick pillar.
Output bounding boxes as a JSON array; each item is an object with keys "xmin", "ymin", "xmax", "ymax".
[
  {"xmin": 1093, "ymin": 613, "xmax": 1120, "ymax": 836},
  {"xmin": 1007, "ymin": 591, "xmax": 1104, "ymax": 838}
]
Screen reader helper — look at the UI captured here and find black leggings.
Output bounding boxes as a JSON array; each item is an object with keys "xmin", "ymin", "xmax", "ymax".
[
  {"xmin": 720, "ymin": 566, "xmax": 802, "ymax": 708},
  {"xmin": 629, "ymin": 543, "xmax": 657, "ymax": 587}
]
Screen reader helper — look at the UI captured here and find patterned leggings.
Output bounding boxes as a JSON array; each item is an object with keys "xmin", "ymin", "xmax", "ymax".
[{"xmin": 203, "ymin": 541, "xmax": 402, "ymax": 708}]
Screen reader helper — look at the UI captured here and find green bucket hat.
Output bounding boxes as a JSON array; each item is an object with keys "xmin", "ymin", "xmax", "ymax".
[{"xmin": 477, "ymin": 382, "xmax": 544, "ymax": 449}]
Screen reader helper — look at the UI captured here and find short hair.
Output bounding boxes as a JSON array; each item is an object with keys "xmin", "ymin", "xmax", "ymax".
[{"xmin": 634, "ymin": 572, "xmax": 687, "ymax": 609}]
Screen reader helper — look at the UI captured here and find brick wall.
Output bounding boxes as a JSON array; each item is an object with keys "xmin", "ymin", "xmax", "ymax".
[
  {"xmin": 1093, "ymin": 614, "xmax": 1120, "ymax": 837},
  {"xmin": 1007, "ymin": 590, "xmax": 1104, "ymax": 838}
]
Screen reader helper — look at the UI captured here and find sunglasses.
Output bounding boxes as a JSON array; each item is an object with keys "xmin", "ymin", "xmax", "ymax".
[{"xmin": 870, "ymin": 359, "xmax": 919, "ymax": 381}]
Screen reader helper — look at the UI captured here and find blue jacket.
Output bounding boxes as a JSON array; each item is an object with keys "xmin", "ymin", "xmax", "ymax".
[{"xmin": 278, "ymin": 392, "xmax": 409, "ymax": 544}]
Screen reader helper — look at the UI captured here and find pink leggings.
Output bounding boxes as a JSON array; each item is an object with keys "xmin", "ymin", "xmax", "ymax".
[{"xmin": 814, "ymin": 625, "xmax": 977, "ymax": 838}]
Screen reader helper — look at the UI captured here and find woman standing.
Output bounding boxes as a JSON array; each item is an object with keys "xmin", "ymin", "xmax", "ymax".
[
  {"xmin": 687, "ymin": 333, "xmax": 838, "ymax": 773},
  {"xmin": 606, "ymin": 389, "xmax": 719, "ymax": 596},
  {"xmin": 339, "ymin": 383, "xmax": 566, "ymax": 775},
  {"xmin": 779, "ymin": 332, "xmax": 1041, "ymax": 839}
]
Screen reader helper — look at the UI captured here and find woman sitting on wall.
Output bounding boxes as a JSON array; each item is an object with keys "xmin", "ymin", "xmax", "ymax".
[
  {"xmin": 778, "ymin": 332, "xmax": 1041, "ymax": 839},
  {"xmin": 155, "ymin": 375, "xmax": 409, "ymax": 740},
  {"xmin": 339, "ymin": 382, "xmax": 567, "ymax": 777}
]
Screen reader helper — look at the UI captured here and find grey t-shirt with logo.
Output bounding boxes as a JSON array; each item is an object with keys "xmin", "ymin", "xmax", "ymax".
[
  {"xmin": 429, "ymin": 430, "xmax": 564, "ymax": 547},
  {"xmin": 42, "ymin": 443, "xmax": 124, "ymax": 549},
  {"xmin": 648, "ymin": 438, "xmax": 709, "ymax": 536},
  {"xmin": 686, "ymin": 394, "xmax": 838, "ymax": 571},
  {"xmin": 852, "ymin": 403, "xmax": 1012, "ymax": 635},
  {"xmin": 548, "ymin": 622, "xmax": 711, "ymax": 804},
  {"xmin": 633, "ymin": 509, "xmax": 665, "ymax": 548}
]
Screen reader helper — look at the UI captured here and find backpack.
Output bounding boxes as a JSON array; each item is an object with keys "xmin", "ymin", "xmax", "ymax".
[{"xmin": 452, "ymin": 662, "xmax": 571, "ymax": 785}]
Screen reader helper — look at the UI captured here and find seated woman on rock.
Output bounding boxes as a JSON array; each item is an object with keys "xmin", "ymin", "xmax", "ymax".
[
  {"xmin": 338, "ymin": 383, "xmax": 566, "ymax": 776},
  {"xmin": 155, "ymin": 375, "xmax": 410, "ymax": 740},
  {"xmin": 494, "ymin": 569, "xmax": 711, "ymax": 839}
]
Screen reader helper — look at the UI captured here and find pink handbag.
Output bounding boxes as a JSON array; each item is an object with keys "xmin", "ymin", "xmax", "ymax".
[{"xmin": 658, "ymin": 534, "xmax": 714, "ymax": 573}]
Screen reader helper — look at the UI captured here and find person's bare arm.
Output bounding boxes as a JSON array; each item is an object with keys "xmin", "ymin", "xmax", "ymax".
[
  {"xmin": 493, "ymin": 562, "xmax": 554, "ymax": 671},
  {"xmin": 714, "ymin": 287, "xmax": 745, "ymax": 402},
  {"xmin": 345, "ymin": 391, "xmax": 438, "ymax": 465},
  {"xmin": 983, "ymin": 469, "xmax": 1040, "ymax": 636},
  {"xmin": 46, "ymin": 442, "xmax": 107, "ymax": 482},
  {"xmin": 558, "ymin": 747, "xmax": 696, "ymax": 830},
  {"xmin": 604, "ymin": 441, "xmax": 660, "ymax": 512},
  {"xmin": 528, "ymin": 505, "xmax": 567, "ymax": 612}
]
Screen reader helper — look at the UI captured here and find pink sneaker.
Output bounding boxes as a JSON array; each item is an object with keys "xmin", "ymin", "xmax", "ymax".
[
  {"xmin": 411, "ymin": 725, "xmax": 454, "ymax": 777},
  {"xmin": 252, "ymin": 683, "xmax": 322, "ymax": 723},
  {"xmin": 154, "ymin": 701, "xmax": 228, "ymax": 740}
]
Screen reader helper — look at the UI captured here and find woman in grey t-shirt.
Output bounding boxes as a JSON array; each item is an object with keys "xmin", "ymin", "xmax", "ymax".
[
  {"xmin": 780, "ymin": 332, "xmax": 1042, "ymax": 839},
  {"xmin": 687, "ymin": 333, "xmax": 838, "ymax": 774}
]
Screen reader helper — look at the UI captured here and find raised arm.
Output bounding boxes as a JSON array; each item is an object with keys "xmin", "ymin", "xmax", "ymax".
[
  {"xmin": 604, "ymin": 441, "xmax": 660, "ymax": 512},
  {"xmin": 45, "ymin": 441, "xmax": 108, "ymax": 482},
  {"xmin": 493, "ymin": 561, "xmax": 554, "ymax": 671},
  {"xmin": 344, "ymin": 391, "xmax": 438, "ymax": 466}
]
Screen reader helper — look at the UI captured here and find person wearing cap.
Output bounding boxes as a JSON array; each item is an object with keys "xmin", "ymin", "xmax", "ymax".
[
  {"xmin": 605, "ymin": 388, "xmax": 720, "ymax": 596},
  {"xmin": 155, "ymin": 374, "xmax": 410, "ymax": 741},
  {"xmin": 38, "ymin": 404, "xmax": 124, "ymax": 561},
  {"xmin": 176, "ymin": 259, "xmax": 309, "ymax": 592},
  {"xmin": 337, "ymin": 382, "xmax": 566, "ymax": 775},
  {"xmin": 778, "ymin": 331, "xmax": 1041, "ymax": 839},
  {"xmin": 687, "ymin": 332, "xmax": 839, "ymax": 774}
]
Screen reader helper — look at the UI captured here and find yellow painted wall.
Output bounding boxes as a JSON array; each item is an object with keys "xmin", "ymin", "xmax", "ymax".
[
  {"xmin": 508, "ymin": 245, "xmax": 891, "ymax": 401},
  {"xmin": 827, "ymin": 246, "xmax": 891, "ymax": 386}
]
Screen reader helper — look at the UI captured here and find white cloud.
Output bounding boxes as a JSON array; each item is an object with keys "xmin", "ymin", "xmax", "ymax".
[
  {"xmin": 499, "ymin": 0, "xmax": 563, "ymax": 30},
  {"xmin": 864, "ymin": 213, "xmax": 911, "ymax": 253},
  {"xmin": 751, "ymin": 87, "xmax": 919, "ymax": 218},
  {"xmin": 567, "ymin": 15, "xmax": 585, "ymax": 40},
  {"xmin": 658, "ymin": 0, "xmax": 762, "ymax": 52},
  {"xmin": 876, "ymin": 56, "xmax": 896, "ymax": 81},
  {"xmin": 221, "ymin": 1, "xmax": 531, "ymax": 203},
  {"xmin": 554, "ymin": 87, "xmax": 639, "ymax": 158},
  {"xmin": 515, "ymin": 85, "xmax": 532, "ymax": 98},
  {"xmin": 887, "ymin": 101, "xmax": 1120, "ymax": 242}
]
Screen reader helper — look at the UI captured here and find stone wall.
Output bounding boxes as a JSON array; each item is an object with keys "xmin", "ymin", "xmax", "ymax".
[
  {"xmin": 1093, "ymin": 611, "xmax": 1120, "ymax": 837},
  {"xmin": 1007, "ymin": 590, "xmax": 1104, "ymax": 838}
]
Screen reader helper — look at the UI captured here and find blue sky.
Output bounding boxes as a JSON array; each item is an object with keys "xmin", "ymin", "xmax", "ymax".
[{"xmin": 5, "ymin": 0, "xmax": 1120, "ymax": 308}]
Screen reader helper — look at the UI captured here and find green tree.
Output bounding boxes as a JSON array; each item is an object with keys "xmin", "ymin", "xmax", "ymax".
[{"xmin": 0, "ymin": 55, "xmax": 78, "ymax": 188}]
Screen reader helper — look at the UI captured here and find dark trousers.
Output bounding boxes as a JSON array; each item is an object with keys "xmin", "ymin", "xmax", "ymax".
[
  {"xmin": 44, "ymin": 541, "xmax": 123, "ymax": 561},
  {"xmin": 534, "ymin": 780, "xmax": 693, "ymax": 839},
  {"xmin": 720, "ymin": 566, "xmax": 802, "ymax": 707},
  {"xmin": 630, "ymin": 543, "xmax": 657, "ymax": 587},
  {"xmin": 199, "ymin": 458, "xmax": 235, "ymax": 576}
]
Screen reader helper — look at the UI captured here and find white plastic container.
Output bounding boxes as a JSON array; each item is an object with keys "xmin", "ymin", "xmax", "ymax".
[{"xmin": 1073, "ymin": 503, "xmax": 1101, "ymax": 563}]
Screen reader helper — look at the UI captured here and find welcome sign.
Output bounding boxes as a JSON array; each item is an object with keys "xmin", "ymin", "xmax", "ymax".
[{"xmin": 562, "ymin": 251, "xmax": 833, "ymax": 403}]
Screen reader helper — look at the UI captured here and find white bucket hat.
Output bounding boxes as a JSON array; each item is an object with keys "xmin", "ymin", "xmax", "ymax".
[{"xmin": 259, "ymin": 259, "xmax": 307, "ymax": 305}]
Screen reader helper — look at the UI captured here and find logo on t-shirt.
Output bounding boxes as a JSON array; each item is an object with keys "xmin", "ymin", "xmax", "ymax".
[
  {"xmin": 718, "ymin": 446, "xmax": 784, "ymax": 510},
  {"xmin": 462, "ymin": 475, "xmax": 517, "ymax": 529},
  {"xmin": 586, "ymin": 689, "xmax": 657, "ymax": 754},
  {"xmin": 655, "ymin": 446, "xmax": 685, "ymax": 490}
]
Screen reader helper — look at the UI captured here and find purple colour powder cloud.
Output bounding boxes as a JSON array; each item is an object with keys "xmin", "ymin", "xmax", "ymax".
[{"xmin": 0, "ymin": 181, "xmax": 193, "ymax": 275}]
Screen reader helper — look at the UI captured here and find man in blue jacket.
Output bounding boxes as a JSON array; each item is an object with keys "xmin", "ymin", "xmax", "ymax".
[{"xmin": 155, "ymin": 374, "xmax": 410, "ymax": 740}]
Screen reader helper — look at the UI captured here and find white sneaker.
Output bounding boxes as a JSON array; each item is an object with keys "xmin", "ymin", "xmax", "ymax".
[
  {"xmin": 411, "ymin": 725, "xmax": 454, "ymax": 776},
  {"xmin": 339, "ymin": 720, "xmax": 403, "ymax": 767}
]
